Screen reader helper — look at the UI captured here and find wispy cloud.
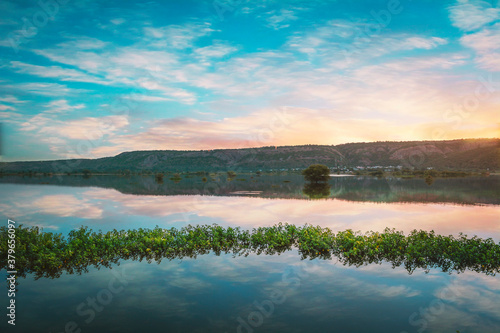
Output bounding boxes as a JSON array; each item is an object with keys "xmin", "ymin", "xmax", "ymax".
[
  {"xmin": 448, "ymin": 0, "xmax": 500, "ymax": 31},
  {"xmin": 43, "ymin": 99, "xmax": 85, "ymax": 114},
  {"xmin": 10, "ymin": 61, "xmax": 108, "ymax": 85},
  {"xmin": 263, "ymin": 9, "xmax": 299, "ymax": 30},
  {"xmin": 32, "ymin": 194, "xmax": 103, "ymax": 219},
  {"xmin": 143, "ymin": 22, "xmax": 215, "ymax": 49},
  {"xmin": 0, "ymin": 95, "xmax": 26, "ymax": 103},
  {"xmin": 460, "ymin": 22, "xmax": 500, "ymax": 71},
  {"xmin": 286, "ymin": 20, "xmax": 448, "ymax": 63},
  {"xmin": 110, "ymin": 18, "xmax": 125, "ymax": 25},
  {"xmin": 31, "ymin": 35, "xmax": 199, "ymax": 104},
  {"xmin": 2, "ymin": 82, "xmax": 89, "ymax": 96},
  {"xmin": 57, "ymin": 36, "xmax": 109, "ymax": 50},
  {"xmin": 0, "ymin": 104, "xmax": 14, "ymax": 110},
  {"xmin": 194, "ymin": 43, "xmax": 238, "ymax": 59}
]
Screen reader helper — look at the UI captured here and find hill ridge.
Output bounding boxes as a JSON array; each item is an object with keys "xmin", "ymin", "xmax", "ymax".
[{"xmin": 1, "ymin": 138, "xmax": 498, "ymax": 173}]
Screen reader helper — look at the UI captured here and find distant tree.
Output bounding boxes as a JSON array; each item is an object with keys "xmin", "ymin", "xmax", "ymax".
[
  {"xmin": 227, "ymin": 171, "xmax": 237, "ymax": 178},
  {"xmin": 302, "ymin": 164, "xmax": 330, "ymax": 183}
]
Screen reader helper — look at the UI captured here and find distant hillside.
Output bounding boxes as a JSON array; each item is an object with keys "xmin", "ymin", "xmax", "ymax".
[{"xmin": 1, "ymin": 139, "xmax": 498, "ymax": 173}]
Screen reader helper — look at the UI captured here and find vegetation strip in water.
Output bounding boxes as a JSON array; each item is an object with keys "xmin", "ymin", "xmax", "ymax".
[{"xmin": 1, "ymin": 224, "xmax": 499, "ymax": 279}]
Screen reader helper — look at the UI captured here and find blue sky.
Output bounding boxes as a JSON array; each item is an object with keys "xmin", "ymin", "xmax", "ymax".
[{"xmin": 0, "ymin": 0, "xmax": 499, "ymax": 161}]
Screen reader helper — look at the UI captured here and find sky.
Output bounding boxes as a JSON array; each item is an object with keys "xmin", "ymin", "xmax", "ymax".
[{"xmin": 0, "ymin": 0, "xmax": 499, "ymax": 161}]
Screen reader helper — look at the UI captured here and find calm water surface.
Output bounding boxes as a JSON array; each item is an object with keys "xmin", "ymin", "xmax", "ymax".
[{"xmin": 1, "ymin": 175, "xmax": 499, "ymax": 332}]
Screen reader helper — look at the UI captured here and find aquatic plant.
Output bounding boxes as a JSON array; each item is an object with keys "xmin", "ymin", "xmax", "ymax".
[{"xmin": 1, "ymin": 224, "xmax": 499, "ymax": 279}]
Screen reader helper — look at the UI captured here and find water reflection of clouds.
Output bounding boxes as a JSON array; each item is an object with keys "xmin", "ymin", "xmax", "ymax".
[
  {"xmin": 87, "ymin": 188, "xmax": 500, "ymax": 239},
  {"xmin": 436, "ymin": 275, "xmax": 500, "ymax": 319},
  {"xmin": 12, "ymin": 250, "xmax": 500, "ymax": 332},
  {"xmin": 1, "ymin": 184, "xmax": 498, "ymax": 239},
  {"xmin": 33, "ymin": 194, "xmax": 103, "ymax": 219},
  {"xmin": 3, "ymin": 183, "xmax": 499, "ymax": 332}
]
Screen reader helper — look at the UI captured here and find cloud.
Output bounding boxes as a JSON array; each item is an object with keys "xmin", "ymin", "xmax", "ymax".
[
  {"xmin": 286, "ymin": 20, "xmax": 448, "ymax": 62},
  {"xmin": 0, "ymin": 95, "xmax": 26, "ymax": 103},
  {"xmin": 0, "ymin": 111, "xmax": 23, "ymax": 122},
  {"xmin": 2, "ymin": 82, "xmax": 89, "ymax": 96},
  {"xmin": 34, "ymin": 48, "xmax": 109, "ymax": 74},
  {"xmin": 448, "ymin": 0, "xmax": 500, "ymax": 31},
  {"xmin": 18, "ymin": 100, "xmax": 87, "ymax": 132},
  {"xmin": 194, "ymin": 43, "xmax": 238, "ymax": 59},
  {"xmin": 17, "ymin": 96, "xmax": 129, "ymax": 155},
  {"xmin": 110, "ymin": 18, "xmax": 125, "ymax": 25},
  {"xmin": 32, "ymin": 194, "xmax": 103, "ymax": 219},
  {"xmin": 43, "ymin": 99, "xmax": 85, "ymax": 114},
  {"xmin": 460, "ymin": 23, "xmax": 500, "ymax": 71},
  {"xmin": 49, "ymin": 115, "xmax": 129, "ymax": 140},
  {"xmin": 0, "ymin": 104, "xmax": 14, "ymax": 110},
  {"xmin": 436, "ymin": 277, "xmax": 500, "ymax": 321},
  {"xmin": 124, "ymin": 95, "xmax": 172, "ymax": 102},
  {"xmin": 57, "ymin": 36, "xmax": 109, "ymax": 50},
  {"xmin": 264, "ymin": 9, "xmax": 299, "ymax": 30},
  {"xmin": 32, "ymin": 37, "xmax": 198, "ymax": 104},
  {"xmin": 143, "ymin": 22, "xmax": 215, "ymax": 49},
  {"xmin": 10, "ymin": 61, "xmax": 109, "ymax": 85}
]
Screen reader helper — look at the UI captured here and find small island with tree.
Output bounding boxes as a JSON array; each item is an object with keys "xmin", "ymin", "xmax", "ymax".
[{"xmin": 302, "ymin": 164, "xmax": 331, "ymax": 183}]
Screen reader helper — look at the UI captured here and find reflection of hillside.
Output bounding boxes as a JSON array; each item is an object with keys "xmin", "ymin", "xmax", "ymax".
[{"xmin": 0, "ymin": 175, "xmax": 498, "ymax": 205}]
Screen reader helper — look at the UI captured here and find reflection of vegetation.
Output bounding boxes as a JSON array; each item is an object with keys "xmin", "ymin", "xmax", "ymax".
[
  {"xmin": 0, "ymin": 174, "xmax": 498, "ymax": 205},
  {"xmin": 303, "ymin": 182, "xmax": 331, "ymax": 199},
  {"xmin": 425, "ymin": 175, "xmax": 434, "ymax": 186},
  {"xmin": 155, "ymin": 173, "xmax": 164, "ymax": 184},
  {"xmin": 302, "ymin": 164, "xmax": 330, "ymax": 182},
  {"xmin": 370, "ymin": 170, "xmax": 384, "ymax": 178},
  {"xmin": 227, "ymin": 171, "xmax": 237, "ymax": 179},
  {"xmin": 2, "ymin": 224, "xmax": 498, "ymax": 280},
  {"xmin": 170, "ymin": 173, "xmax": 182, "ymax": 182},
  {"xmin": 82, "ymin": 169, "xmax": 92, "ymax": 178}
]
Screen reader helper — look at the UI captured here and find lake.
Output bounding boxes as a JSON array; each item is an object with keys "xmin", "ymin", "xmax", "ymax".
[{"xmin": 1, "ymin": 174, "xmax": 499, "ymax": 332}]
